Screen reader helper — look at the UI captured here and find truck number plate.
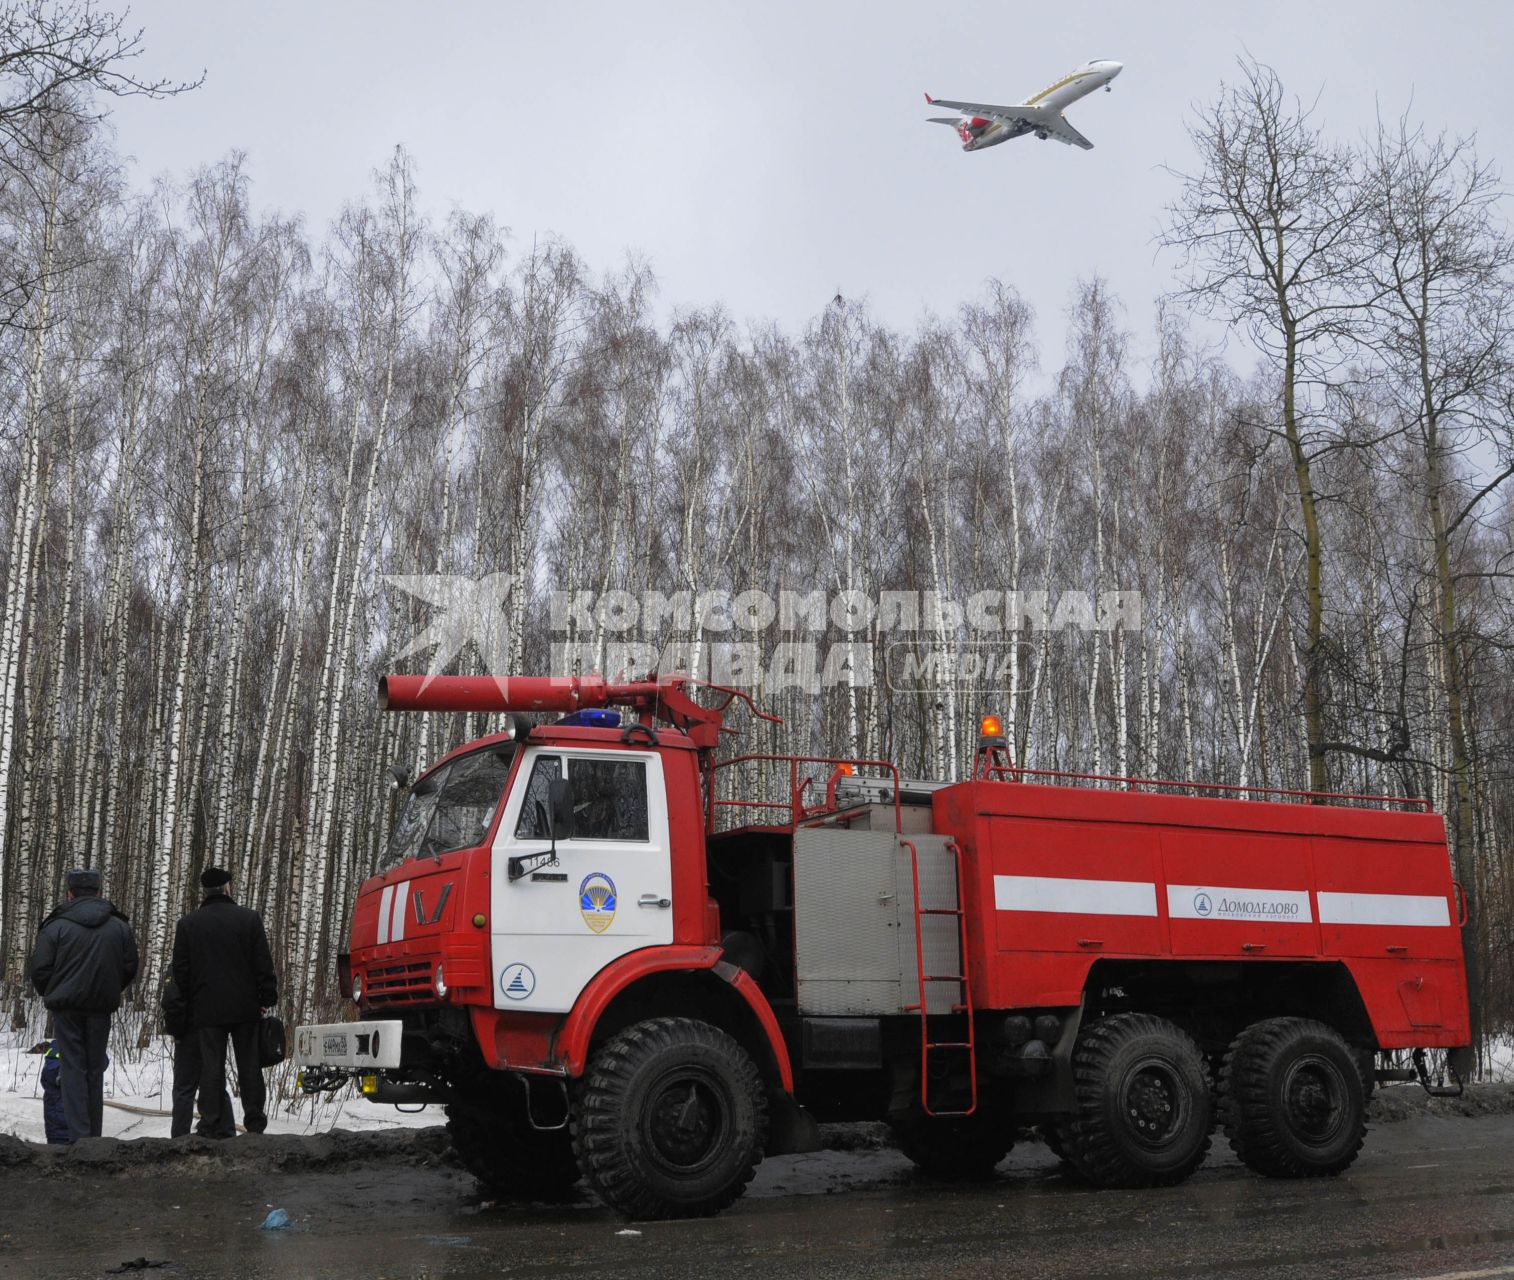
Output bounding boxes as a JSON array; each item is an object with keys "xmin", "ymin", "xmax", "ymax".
[{"xmin": 323, "ymin": 1034, "xmax": 349, "ymax": 1057}]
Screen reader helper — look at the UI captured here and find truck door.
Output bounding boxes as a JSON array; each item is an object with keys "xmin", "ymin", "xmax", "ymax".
[{"xmin": 489, "ymin": 747, "xmax": 672, "ymax": 1012}]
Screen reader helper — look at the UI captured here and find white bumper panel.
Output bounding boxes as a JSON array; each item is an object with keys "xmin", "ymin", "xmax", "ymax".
[{"xmin": 293, "ymin": 1020, "xmax": 403, "ymax": 1069}]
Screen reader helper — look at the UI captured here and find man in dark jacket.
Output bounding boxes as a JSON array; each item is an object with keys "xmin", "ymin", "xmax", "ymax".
[
  {"xmin": 161, "ymin": 975, "xmax": 233, "ymax": 1138},
  {"xmin": 171, "ymin": 866, "xmax": 278, "ymax": 1137},
  {"xmin": 28, "ymin": 868, "xmax": 139, "ymax": 1141}
]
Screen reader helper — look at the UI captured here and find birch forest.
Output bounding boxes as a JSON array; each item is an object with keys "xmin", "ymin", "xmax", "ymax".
[{"xmin": 4, "ymin": 40, "xmax": 1514, "ymax": 1045}]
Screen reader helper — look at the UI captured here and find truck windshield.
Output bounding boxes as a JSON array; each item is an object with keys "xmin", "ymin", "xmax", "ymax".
[{"xmin": 384, "ymin": 746, "xmax": 517, "ymax": 868}]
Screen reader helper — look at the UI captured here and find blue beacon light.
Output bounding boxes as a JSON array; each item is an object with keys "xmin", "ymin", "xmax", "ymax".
[{"xmin": 557, "ymin": 709, "xmax": 623, "ymax": 728}]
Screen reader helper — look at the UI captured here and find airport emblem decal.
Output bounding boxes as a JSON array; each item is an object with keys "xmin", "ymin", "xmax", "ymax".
[
  {"xmin": 580, "ymin": 872, "xmax": 618, "ymax": 934},
  {"xmin": 1193, "ymin": 891, "xmax": 1214, "ymax": 917},
  {"xmin": 500, "ymin": 963, "xmax": 535, "ymax": 1000}
]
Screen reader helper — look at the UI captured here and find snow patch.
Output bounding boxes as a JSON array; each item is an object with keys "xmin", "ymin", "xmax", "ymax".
[{"xmin": 0, "ymin": 1007, "xmax": 440, "ymax": 1145}]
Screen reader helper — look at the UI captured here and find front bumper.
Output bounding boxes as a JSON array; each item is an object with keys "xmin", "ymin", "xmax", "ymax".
[
  {"xmin": 293, "ymin": 1018, "xmax": 453, "ymax": 1104},
  {"xmin": 293, "ymin": 1020, "xmax": 403, "ymax": 1070}
]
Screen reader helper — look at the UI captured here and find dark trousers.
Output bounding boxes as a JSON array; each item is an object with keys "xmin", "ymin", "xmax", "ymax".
[
  {"xmin": 197, "ymin": 1022, "xmax": 266, "ymax": 1136},
  {"xmin": 40, "ymin": 1047, "xmax": 68, "ymax": 1144},
  {"xmin": 53, "ymin": 1011, "xmax": 110, "ymax": 1141},
  {"xmin": 171, "ymin": 1034, "xmax": 233, "ymax": 1138}
]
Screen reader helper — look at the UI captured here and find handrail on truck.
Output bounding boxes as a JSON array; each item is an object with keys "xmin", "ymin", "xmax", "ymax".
[{"xmin": 707, "ymin": 755, "xmax": 904, "ymax": 834}]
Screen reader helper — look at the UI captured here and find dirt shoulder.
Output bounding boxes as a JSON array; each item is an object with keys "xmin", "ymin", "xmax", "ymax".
[{"xmin": 0, "ymin": 1123, "xmax": 457, "ymax": 1176}]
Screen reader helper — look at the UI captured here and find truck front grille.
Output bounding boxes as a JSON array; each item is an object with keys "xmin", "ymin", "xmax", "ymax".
[{"xmin": 365, "ymin": 960, "xmax": 435, "ymax": 1006}]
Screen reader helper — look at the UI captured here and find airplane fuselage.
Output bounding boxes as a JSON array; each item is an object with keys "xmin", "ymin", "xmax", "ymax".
[{"xmin": 940, "ymin": 59, "xmax": 1122, "ymax": 153}]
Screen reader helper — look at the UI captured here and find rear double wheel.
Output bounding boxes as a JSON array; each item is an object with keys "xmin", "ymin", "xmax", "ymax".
[
  {"xmin": 572, "ymin": 1016, "xmax": 768, "ymax": 1219},
  {"xmin": 1219, "ymin": 1017, "xmax": 1366, "ymax": 1178},
  {"xmin": 1061, "ymin": 1013, "xmax": 1213, "ymax": 1188}
]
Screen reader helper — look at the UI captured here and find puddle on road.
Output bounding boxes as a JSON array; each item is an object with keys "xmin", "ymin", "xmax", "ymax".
[{"xmin": 1075, "ymin": 1226, "xmax": 1514, "ymax": 1280}]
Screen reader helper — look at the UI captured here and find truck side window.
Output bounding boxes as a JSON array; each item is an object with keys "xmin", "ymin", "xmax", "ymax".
[
  {"xmin": 568, "ymin": 758, "xmax": 649, "ymax": 842},
  {"xmin": 514, "ymin": 755, "xmax": 562, "ymax": 839}
]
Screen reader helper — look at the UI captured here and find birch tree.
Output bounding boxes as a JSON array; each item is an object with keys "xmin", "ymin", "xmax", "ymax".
[{"xmin": 1165, "ymin": 58, "xmax": 1373, "ymax": 792}]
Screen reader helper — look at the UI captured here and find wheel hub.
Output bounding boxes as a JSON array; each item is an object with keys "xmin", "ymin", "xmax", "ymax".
[
  {"xmin": 1121, "ymin": 1058, "xmax": 1186, "ymax": 1149},
  {"xmin": 1283, "ymin": 1055, "xmax": 1346, "ymax": 1142},
  {"xmin": 644, "ymin": 1072, "xmax": 729, "ymax": 1175}
]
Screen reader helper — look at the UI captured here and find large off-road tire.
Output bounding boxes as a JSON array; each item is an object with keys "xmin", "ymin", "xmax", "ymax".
[
  {"xmin": 446, "ymin": 1093, "xmax": 580, "ymax": 1200},
  {"xmin": 890, "ymin": 1107, "xmax": 1014, "ymax": 1178},
  {"xmin": 1219, "ymin": 1017, "xmax": 1366, "ymax": 1178},
  {"xmin": 572, "ymin": 1017, "xmax": 767, "ymax": 1220},
  {"xmin": 1061, "ymin": 1013, "xmax": 1213, "ymax": 1188}
]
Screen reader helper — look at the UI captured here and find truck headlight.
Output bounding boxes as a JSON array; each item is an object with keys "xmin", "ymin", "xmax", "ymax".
[
  {"xmin": 434, "ymin": 964, "xmax": 447, "ymax": 998},
  {"xmin": 352, "ymin": 973, "xmax": 363, "ymax": 1004}
]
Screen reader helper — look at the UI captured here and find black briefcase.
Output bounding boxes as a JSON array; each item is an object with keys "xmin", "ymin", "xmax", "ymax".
[{"xmin": 258, "ymin": 1013, "xmax": 286, "ymax": 1068}]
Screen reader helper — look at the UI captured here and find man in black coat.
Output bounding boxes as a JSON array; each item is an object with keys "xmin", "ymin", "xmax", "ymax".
[
  {"xmin": 161, "ymin": 975, "xmax": 233, "ymax": 1138},
  {"xmin": 28, "ymin": 868, "xmax": 139, "ymax": 1141},
  {"xmin": 171, "ymin": 867, "xmax": 278, "ymax": 1137}
]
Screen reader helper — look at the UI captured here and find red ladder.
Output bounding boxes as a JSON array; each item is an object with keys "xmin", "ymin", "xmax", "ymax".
[{"xmin": 901, "ymin": 837, "xmax": 977, "ymax": 1117}]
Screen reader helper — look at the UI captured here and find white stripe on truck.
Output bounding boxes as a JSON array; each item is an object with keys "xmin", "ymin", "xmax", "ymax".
[
  {"xmin": 994, "ymin": 875, "xmax": 1158, "ymax": 917},
  {"xmin": 1317, "ymin": 891, "xmax": 1450, "ymax": 927},
  {"xmin": 377, "ymin": 884, "xmax": 394, "ymax": 945},
  {"xmin": 391, "ymin": 879, "xmax": 410, "ymax": 942},
  {"xmin": 992, "ymin": 879, "xmax": 1452, "ymax": 929}
]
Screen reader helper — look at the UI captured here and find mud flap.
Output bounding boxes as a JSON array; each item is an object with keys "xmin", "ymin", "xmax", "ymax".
[
  {"xmin": 766, "ymin": 1090, "xmax": 822, "ymax": 1155},
  {"xmin": 1447, "ymin": 1044, "xmax": 1475, "ymax": 1084}
]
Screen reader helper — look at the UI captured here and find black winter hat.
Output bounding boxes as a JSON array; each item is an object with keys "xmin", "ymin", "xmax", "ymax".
[
  {"xmin": 200, "ymin": 866, "xmax": 232, "ymax": 889},
  {"xmin": 66, "ymin": 868, "xmax": 101, "ymax": 892}
]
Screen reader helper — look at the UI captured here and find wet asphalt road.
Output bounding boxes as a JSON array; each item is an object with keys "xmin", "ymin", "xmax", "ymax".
[{"xmin": 4, "ymin": 1115, "xmax": 1514, "ymax": 1279}]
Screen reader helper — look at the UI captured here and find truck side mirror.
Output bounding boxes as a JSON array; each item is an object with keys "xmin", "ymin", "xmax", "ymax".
[
  {"xmin": 509, "ymin": 775, "xmax": 575, "ymax": 883},
  {"xmin": 548, "ymin": 777, "xmax": 575, "ymax": 841}
]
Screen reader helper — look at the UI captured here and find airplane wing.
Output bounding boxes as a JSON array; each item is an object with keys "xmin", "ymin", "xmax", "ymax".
[
  {"xmin": 923, "ymin": 95, "xmax": 1095, "ymax": 150},
  {"xmin": 1038, "ymin": 113, "xmax": 1094, "ymax": 150},
  {"xmin": 923, "ymin": 95, "xmax": 1027, "ymax": 119}
]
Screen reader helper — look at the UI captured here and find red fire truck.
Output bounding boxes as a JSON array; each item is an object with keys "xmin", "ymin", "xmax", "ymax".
[{"xmin": 294, "ymin": 673, "xmax": 1472, "ymax": 1220}]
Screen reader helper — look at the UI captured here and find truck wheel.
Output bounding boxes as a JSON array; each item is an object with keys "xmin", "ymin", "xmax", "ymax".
[
  {"xmin": 1062, "ymin": 1013, "xmax": 1212, "ymax": 1188},
  {"xmin": 1219, "ymin": 1017, "xmax": 1366, "ymax": 1178},
  {"xmin": 446, "ymin": 1103, "xmax": 580, "ymax": 1200},
  {"xmin": 573, "ymin": 1016, "xmax": 767, "ymax": 1219},
  {"xmin": 890, "ymin": 1108, "xmax": 1014, "ymax": 1178}
]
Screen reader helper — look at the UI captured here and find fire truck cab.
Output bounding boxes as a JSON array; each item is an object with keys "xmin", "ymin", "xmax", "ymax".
[{"xmin": 295, "ymin": 674, "xmax": 1472, "ymax": 1220}]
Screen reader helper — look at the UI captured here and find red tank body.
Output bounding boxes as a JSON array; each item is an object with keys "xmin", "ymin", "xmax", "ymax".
[{"xmin": 932, "ymin": 780, "xmax": 1468, "ymax": 1048}]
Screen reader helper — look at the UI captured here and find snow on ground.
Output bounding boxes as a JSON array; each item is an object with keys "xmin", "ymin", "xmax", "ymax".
[
  {"xmin": 0, "ymin": 1006, "xmax": 440, "ymax": 1145},
  {"xmin": 6, "ymin": 999, "xmax": 1512, "ymax": 1146}
]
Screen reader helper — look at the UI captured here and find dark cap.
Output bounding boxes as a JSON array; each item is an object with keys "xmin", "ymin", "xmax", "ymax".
[
  {"xmin": 66, "ymin": 868, "xmax": 101, "ymax": 892},
  {"xmin": 200, "ymin": 867, "xmax": 233, "ymax": 890}
]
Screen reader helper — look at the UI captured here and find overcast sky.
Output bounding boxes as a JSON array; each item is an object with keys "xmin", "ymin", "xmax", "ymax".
[{"xmin": 107, "ymin": 0, "xmax": 1514, "ymax": 377}]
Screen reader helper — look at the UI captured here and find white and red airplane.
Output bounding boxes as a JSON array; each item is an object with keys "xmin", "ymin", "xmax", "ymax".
[{"xmin": 925, "ymin": 59, "xmax": 1123, "ymax": 152}]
